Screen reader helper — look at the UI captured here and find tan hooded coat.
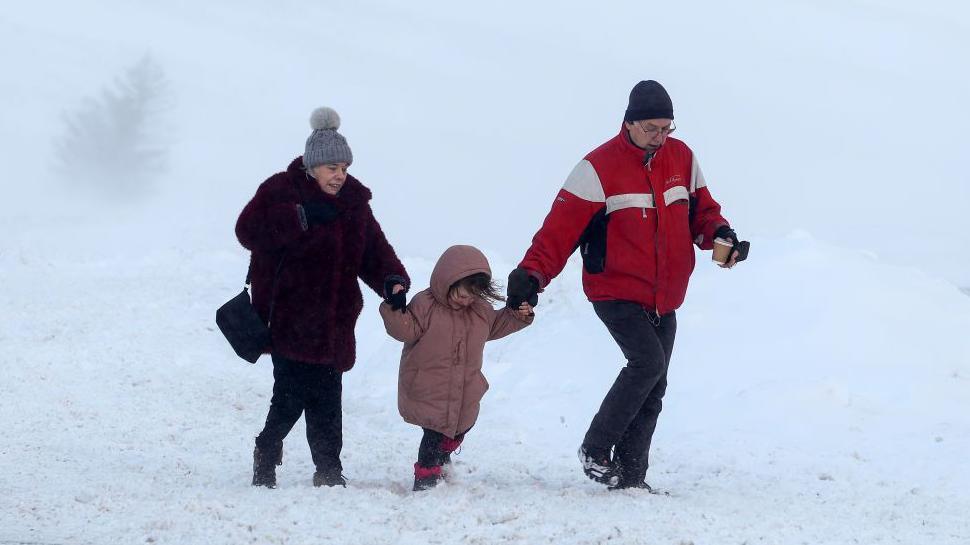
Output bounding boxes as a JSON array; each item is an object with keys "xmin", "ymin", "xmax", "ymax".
[{"xmin": 380, "ymin": 245, "xmax": 533, "ymax": 437}]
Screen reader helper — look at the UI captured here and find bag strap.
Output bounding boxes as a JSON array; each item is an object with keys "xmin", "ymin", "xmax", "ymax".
[
  {"xmin": 245, "ymin": 254, "xmax": 255, "ymax": 286},
  {"xmin": 266, "ymin": 256, "xmax": 287, "ymax": 327}
]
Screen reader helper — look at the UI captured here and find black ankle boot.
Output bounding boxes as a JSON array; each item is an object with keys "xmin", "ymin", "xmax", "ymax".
[
  {"xmin": 313, "ymin": 467, "xmax": 347, "ymax": 487},
  {"xmin": 252, "ymin": 445, "xmax": 282, "ymax": 488}
]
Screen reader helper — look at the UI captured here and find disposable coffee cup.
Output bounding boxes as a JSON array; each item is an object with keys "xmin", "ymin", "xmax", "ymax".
[{"xmin": 712, "ymin": 237, "xmax": 734, "ymax": 264}]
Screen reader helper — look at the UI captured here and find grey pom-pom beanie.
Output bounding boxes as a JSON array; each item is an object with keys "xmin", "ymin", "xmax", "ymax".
[{"xmin": 303, "ymin": 107, "xmax": 353, "ymax": 173}]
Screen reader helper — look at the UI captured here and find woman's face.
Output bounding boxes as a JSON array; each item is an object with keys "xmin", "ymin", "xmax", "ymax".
[
  {"xmin": 311, "ymin": 163, "xmax": 349, "ymax": 195},
  {"xmin": 448, "ymin": 285, "xmax": 475, "ymax": 307}
]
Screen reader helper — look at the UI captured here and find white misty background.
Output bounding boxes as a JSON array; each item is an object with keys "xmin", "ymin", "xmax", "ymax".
[
  {"xmin": 1, "ymin": 2, "xmax": 969, "ymax": 544},
  {"xmin": 54, "ymin": 53, "xmax": 174, "ymax": 201},
  {"xmin": 0, "ymin": 0, "xmax": 968, "ymax": 288}
]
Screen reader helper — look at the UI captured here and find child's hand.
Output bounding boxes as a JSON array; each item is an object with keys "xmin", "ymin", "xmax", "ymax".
[
  {"xmin": 383, "ymin": 275, "xmax": 408, "ymax": 312},
  {"xmin": 516, "ymin": 302, "xmax": 534, "ymax": 317}
]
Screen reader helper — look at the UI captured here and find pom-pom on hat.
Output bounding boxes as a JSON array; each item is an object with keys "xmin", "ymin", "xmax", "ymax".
[{"xmin": 303, "ymin": 107, "xmax": 353, "ymax": 173}]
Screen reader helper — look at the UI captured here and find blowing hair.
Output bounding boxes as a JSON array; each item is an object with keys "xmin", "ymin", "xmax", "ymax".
[{"xmin": 450, "ymin": 272, "xmax": 506, "ymax": 305}]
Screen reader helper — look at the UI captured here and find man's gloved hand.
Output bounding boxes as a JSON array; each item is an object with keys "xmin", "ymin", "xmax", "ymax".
[
  {"xmin": 713, "ymin": 225, "xmax": 749, "ymax": 263},
  {"xmin": 303, "ymin": 201, "xmax": 339, "ymax": 227},
  {"xmin": 383, "ymin": 275, "xmax": 408, "ymax": 312},
  {"xmin": 713, "ymin": 225, "xmax": 739, "ymax": 246},
  {"xmin": 507, "ymin": 267, "xmax": 540, "ymax": 309}
]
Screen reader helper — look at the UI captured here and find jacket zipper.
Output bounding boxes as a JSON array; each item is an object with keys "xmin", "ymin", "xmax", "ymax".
[{"xmin": 646, "ymin": 161, "xmax": 663, "ymax": 321}]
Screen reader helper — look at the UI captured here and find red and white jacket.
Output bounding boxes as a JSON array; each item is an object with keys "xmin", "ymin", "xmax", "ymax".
[{"xmin": 519, "ymin": 128, "xmax": 729, "ymax": 315}]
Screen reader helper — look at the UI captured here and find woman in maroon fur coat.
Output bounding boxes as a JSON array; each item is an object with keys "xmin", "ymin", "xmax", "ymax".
[{"xmin": 236, "ymin": 107, "xmax": 410, "ymax": 489}]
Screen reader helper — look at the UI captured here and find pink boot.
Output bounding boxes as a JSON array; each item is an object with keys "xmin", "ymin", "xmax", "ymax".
[
  {"xmin": 440, "ymin": 436, "xmax": 463, "ymax": 465},
  {"xmin": 413, "ymin": 463, "xmax": 442, "ymax": 491}
]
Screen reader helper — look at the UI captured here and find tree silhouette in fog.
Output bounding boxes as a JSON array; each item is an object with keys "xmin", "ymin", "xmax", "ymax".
[{"xmin": 56, "ymin": 54, "xmax": 174, "ymax": 199}]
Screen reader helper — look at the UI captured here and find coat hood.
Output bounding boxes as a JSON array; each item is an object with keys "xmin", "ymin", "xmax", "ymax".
[{"xmin": 430, "ymin": 245, "xmax": 491, "ymax": 307}]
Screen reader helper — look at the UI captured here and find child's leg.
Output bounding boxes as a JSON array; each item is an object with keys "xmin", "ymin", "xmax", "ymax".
[
  {"xmin": 417, "ymin": 428, "xmax": 446, "ymax": 467},
  {"xmin": 439, "ymin": 429, "xmax": 466, "ymax": 465},
  {"xmin": 440, "ymin": 431, "xmax": 465, "ymax": 456},
  {"xmin": 414, "ymin": 428, "xmax": 446, "ymax": 491}
]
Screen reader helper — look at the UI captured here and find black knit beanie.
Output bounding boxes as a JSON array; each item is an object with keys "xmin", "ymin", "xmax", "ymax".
[{"xmin": 624, "ymin": 80, "xmax": 674, "ymax": 122}]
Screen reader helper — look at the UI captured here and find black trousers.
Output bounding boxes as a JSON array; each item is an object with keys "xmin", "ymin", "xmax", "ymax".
[
  {"xmin": 255, "ymin": 354, "xmax": 343, "ymax": 472},
  {"xmin": 416, "ymin": 428, "xmax": 467, "ymax": 468},
  {"xmin": 584, "ymin": 301, "xmax": 677, "ymax": 483}
]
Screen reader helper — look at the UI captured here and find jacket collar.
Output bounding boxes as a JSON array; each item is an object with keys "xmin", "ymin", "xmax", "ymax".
[{"xmin": 614, "ymin": 124, "xmax": 667, "ymax": 167}]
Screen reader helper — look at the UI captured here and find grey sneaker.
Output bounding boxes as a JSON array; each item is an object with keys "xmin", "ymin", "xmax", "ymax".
[
  {"xmin": 608, "ymin": 480, "xmax": 669, "ymax": 495},
  {"xmin": 578, "ymin": 445, "xmax": 620, "ymax": 487}
]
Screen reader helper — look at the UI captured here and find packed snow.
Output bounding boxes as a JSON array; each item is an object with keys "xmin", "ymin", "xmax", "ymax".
[
  {"xmin": 2, "ymin": 1, "xmax": 969, "ymax": 544},
  {"xmin": 3, "ymin": 230, "xmax": 969, "ymax": 544}
]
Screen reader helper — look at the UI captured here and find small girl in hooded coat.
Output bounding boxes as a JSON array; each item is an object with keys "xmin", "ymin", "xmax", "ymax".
[{"xmin": 379, "ymin": 245, "xmax": 534, "ymax": 491}]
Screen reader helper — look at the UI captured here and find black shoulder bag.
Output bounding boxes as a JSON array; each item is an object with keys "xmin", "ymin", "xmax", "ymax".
[
  {"xmin": 216, "ymin": 255, "xmax": 286, "ymax": 364},
  {"xmin": 575, "ymin": 206, "xmax": 609, "ymax": 274}
]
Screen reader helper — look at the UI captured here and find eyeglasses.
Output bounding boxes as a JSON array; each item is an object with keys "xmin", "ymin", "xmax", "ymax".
[{"xmin": 636, "ymin": 120, "xmax": 676, "ymax": 138}]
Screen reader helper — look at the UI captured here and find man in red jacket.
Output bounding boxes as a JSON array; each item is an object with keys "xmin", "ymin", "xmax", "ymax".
[{"xmin": 507, "ymin": 80, "xmax": 747, "ymax": 490}]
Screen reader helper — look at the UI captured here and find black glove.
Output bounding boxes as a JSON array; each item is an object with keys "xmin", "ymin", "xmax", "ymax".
[
  {"xmin": 383, "ymin": 275, "xmax": 408, "ymax": 312},
  {"xmin": 713, "ymin": 225, "xmax": 750, "ymax": 262},
  {"xmin": 713, "ymin": 225, "xmax": 739, "ymax": 246},
  {"xmin": 303, "ymin": 201, "xmax": 339, "ymax": 227},
  {"xmin": 506, "ymin": 267, "xmax": 540, "ymax": 309}
]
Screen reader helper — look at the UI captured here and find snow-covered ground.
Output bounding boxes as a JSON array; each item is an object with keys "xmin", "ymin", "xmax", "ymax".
[
  {"xmin": 3, "ymin": 226, "xmax": 969, "ymax": 544},
  {"xmin": 3, "ymin": 1, "xmax": 970, "ymax": 543}
]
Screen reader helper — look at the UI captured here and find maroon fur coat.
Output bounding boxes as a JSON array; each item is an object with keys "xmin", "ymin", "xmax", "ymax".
[{"xmin": 235, "ymin": 157, "xmax": 409, "ymax": 371}]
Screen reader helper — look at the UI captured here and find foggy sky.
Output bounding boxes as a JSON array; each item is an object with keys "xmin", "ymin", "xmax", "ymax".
[{"xmin": 3, "ymin": 0, "xmax": 968, "ymax": 285}]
